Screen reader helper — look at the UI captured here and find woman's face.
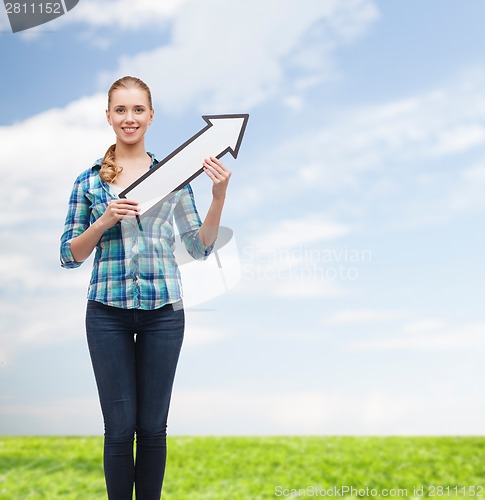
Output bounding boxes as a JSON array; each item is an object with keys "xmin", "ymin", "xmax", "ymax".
[{"xmin": 106, "ymin": 87, "xmax": 154, "ymax": 146}]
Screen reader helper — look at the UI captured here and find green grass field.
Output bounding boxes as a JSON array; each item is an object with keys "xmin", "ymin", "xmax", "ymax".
[{"xmin": 1, "ymin": 436, "xmax": 484, "ymax": 499}]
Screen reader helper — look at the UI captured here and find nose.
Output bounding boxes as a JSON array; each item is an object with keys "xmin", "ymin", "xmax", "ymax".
[{"xmin": 124, "ymin": 111, "xmax": 135, "ymax": 123}]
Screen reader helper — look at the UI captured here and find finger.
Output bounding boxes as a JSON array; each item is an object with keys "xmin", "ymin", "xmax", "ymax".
[
  {"xmin": 116, "ymin": 198, "xmax": 139, "ymax": 206},
  {"xmin": 112, "ymin": 200, "xmax": 140, "ymax": 210},
  {"xmin": 203, "ymin": 161, "xmax": 217, "ymax": 173},
  {"xmin": 108, "ymin": 205, "xmax": 140, "ymax": 217},
  {"xmin": 203, "ymin": 166, "xmax": 217, "ymax": 180},
  {"xmin": 209, "ymin": 156, "xmax": 224, "ymax": 167},
  {"xmin": 119, "ymin": 207, "xmax": 140, "ymax": 213},
  {"xmin": 204, "ymin": 161, "xmax": 229, "ymax": 178},
  {"xmin": 209, "ymin": 157, "xmax": 231, "ymax": 177},
  {"xmin": 118, "ymin": 203, "xmax": 140, "ymax": 211},
  {"xmin": 204, "ymin": 164, "xmax": 227, "ymax": 181},
  {"xmin": 120, "ymin": 212, "xmax": 139, "ymax": 219},
  {"xmin": 114, "ymin": 208, "xmax": 140, "ymax": 217},
  {"xmin": 203, "ymin": 156, "xmax": 218, "ymax": 169},
  {"xmin": 204, "ymin": 157, "xmax": 226, "ymax": 171},
  {"xmin": 108, "ymin": 202, "xmax": 138, "ymax": 213}
]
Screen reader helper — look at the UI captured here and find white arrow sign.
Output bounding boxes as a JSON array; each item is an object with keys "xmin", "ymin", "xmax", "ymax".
[{"xmin": 119, "ymin": 114, "xmax": 249, "ymax": 214}]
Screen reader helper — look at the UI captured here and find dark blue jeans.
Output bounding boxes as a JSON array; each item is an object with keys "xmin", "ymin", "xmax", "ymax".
[{"xmin": 85, "ymin": 299, "xmax": 184, "ymax": 500}]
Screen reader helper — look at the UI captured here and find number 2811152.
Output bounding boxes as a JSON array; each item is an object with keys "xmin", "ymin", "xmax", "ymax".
[{"xmin": 5, "ymin": 3, "xmax": 62, "ymax": 14}]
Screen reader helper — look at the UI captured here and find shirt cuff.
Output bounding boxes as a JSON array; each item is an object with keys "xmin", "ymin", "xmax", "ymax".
[
  {"xmin": 60, "ymin": 240, "xmax": 83, "ymax": 269},
  {"xmin": 182, "ymin": 230, "xmax": 215, "ymax": 261}
]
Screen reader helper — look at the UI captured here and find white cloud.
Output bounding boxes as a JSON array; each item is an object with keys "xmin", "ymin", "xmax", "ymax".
[
  {"xmin": 323, "ymin": 309, "xmax": 485, "ymax": 353},
  {"xmin": 236, "ymin": 254, "xmax": 346, "ymax": 298},
  {"xmin": 448, "ymin": 160, "xmax": 485, "ymax": 213},
  {"xmin": 323, "ymin": 308, "xmax": 408, "ymax": 324},
  {"xmin": 463, "ymin": 163, "xmax": 485, "ymax": 181},
  {"xmin": 249, "ymin": 215, "xmax": 351, "ymax": 252},
  {"xmin": 63, "ymin": 0, "xmax": 186, "ymax": 30},
  {"xmin": 0, "ymin": 294, "xmax": 87, "ymax": 364},
  {"xmin": 348, "ymin": 322, "xmax": 485, "ymax": 351},
  {"xmin": 0, "ymin": 253, "xmax": 90, "ymax": 291},
  {"xmin": 232, "ymin": 67, "xmax": 485, "ymax": 228},
  {"xmin": 169, "ymin": 387, "xmax": 485, "ymax": 435},
  {"xmin": 289, "ymin": 84, "xmax": 485, "ymax": 186},
  {"xmin": 0, "ymin": 4, "xmax": 9, "ymax": 32},
  {"xmin": 400, "ymin": 319, "xmax": 446, "ymax": 335},
  {"xmin": 234, "ymin": 216, "xmax": 354, "ymax": 298},
  {"xmin": 283, "ymin": 95, "xmax": 305, "ymax": 112},
  {"xmin": 103, "ymin": 0, "xmax": 378, "ymax": 113},
  {"xmin": 0, "ymin": 396, "xmax": 102, "ymax": 435},
  {"xmin": 182, "ymin": 323, "xmax": 227, "ymax": 348}
]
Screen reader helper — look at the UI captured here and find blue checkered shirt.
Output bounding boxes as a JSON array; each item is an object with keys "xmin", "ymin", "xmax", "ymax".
[{"xmin": 60, "ymin": 153, "xmax": 214, "ymax": 309}]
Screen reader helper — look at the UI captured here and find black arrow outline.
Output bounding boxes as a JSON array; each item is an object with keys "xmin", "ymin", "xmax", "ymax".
[{"xmin": 119, "ymin": 114, "xmax": 249, "ymax": 200}]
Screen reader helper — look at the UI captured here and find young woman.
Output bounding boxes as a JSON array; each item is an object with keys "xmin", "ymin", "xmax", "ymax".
[{"xmin": 60, "ymin": 76, "xmax": 231, "ymax": 499}]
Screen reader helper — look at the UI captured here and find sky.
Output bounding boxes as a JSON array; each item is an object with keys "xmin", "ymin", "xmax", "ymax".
[{"xmin": 1, "ymin": 0, "xmax": 485, "ymax": 436}]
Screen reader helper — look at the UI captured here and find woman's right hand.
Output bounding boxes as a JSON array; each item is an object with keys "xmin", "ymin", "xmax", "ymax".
[
  {"xmin": 70, "ymin": 198, "xmax": 140, "ymax": 264},
  {"xmin": 98, "ymin": 199, "xmax": 140, "ymax": 229}
]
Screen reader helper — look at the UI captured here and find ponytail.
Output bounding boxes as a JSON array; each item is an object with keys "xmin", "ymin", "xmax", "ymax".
[{"xmin": 99, "ymin": 144, "xmax": 122, "ymax": 183}]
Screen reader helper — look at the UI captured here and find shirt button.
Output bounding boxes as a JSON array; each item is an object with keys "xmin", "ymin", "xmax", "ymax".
[{"xmin": 134, "ymin": 275, "xmax": 138, "ymax": 281}]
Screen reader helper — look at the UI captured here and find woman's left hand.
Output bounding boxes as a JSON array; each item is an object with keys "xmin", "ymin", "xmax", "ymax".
[{"xmin": 203, "ymin": 156, "xmax": 231, "ymax": 201}]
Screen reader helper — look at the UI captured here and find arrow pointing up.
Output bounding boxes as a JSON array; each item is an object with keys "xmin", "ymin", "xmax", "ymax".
[{"xmin": 119, "ymin": 114, "xmax": 249, "ymax": 214}]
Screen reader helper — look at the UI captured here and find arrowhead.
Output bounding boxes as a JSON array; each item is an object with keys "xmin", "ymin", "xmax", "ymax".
[{"xmin": 202, "ymin": 114, "xmax": 249, "ymax": 159}]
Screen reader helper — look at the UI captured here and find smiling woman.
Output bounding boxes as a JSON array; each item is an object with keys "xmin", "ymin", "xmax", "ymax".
[{"xmin": 59, "ymin": 75, "xmax": 232, "ymax": 500}]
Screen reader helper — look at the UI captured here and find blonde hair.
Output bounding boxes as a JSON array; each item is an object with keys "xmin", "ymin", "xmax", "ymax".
[{"xmin": 100, "ymin": 76, "xmax": 153, "ymax": 183}]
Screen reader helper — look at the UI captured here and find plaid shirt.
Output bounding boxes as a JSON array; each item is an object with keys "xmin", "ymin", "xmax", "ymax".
[{"xmin": 60, "ymin": 153, "xmax": 214, "ymax": 309}]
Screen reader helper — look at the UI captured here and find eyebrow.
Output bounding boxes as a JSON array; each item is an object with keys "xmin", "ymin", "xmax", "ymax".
[{"xmin": 113, "ymin": 104, "xmax": 147, "ymax": 108}]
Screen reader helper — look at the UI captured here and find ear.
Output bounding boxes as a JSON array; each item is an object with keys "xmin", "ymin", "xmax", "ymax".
[
  {"xmin": 106, "ymin": 109, "xmax": 112, "ymax": 126},
  {"xmin": 149, "ymin": 108, "xmax": 154, "ymax": 125}
]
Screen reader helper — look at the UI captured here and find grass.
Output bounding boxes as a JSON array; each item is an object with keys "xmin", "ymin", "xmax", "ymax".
[{"xmin": 0, "ymin": 436, "xmax": 484, "ymax": 499}]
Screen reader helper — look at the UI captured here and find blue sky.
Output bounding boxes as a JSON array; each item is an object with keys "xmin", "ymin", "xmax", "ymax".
[{"xmin": 1, "ymin": 0, "xmax": 485, "ymax": 436}]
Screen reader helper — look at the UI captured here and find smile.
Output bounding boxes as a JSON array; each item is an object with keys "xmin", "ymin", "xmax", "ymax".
[{"xmin": 122, "ymin": 127, "xmax": 139, "ymax": 133}]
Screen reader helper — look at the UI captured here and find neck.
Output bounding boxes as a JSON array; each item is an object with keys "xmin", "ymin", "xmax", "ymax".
[{"xmin": 114, "ymin": 140, "xmax": 148, "ymax": 161}]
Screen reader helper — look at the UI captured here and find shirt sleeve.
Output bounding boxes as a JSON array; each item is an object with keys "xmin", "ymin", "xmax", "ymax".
[
  {"xmin": 174, "ymin": 184, "xmax": 215, "ymax": 261},
  {"xmin": 60, "ymin": 174, "xmax": 91, "ymax": 269}
]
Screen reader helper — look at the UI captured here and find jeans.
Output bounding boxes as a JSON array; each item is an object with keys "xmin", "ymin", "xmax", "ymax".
[{"xmin": 85, "ymin": 299, "xmax": 184, "ymax": 500}]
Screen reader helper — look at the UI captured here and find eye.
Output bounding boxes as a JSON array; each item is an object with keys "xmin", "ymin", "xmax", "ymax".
[
  {"xmin": 135, "ymin": 107, "xmax": 144, "ymax": 113},
  {"xmin": 115, "ymin": 108, "xmax": 125, "ymax": 113}
]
